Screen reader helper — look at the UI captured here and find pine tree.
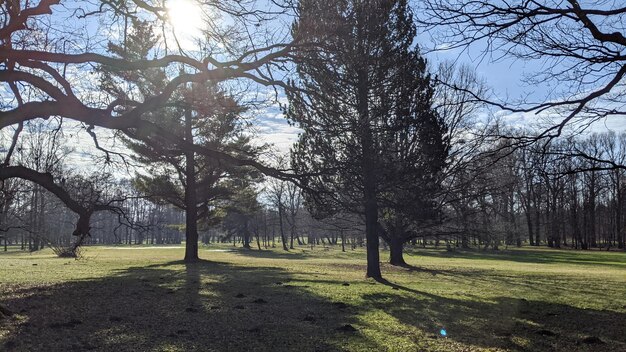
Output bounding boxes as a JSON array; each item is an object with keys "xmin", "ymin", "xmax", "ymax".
[
  {"xmin": 100, "ymin": 20, "xmax": 262, "ymax": 262},
  {"xmin": 288, "ymin": 0, "xmax": 448, "ymax": 276}
]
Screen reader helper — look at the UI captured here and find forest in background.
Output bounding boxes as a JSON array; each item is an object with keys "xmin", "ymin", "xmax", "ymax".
[{"xmin": 1, "ymin": 0, "xmax": 626, "ymax": 281}]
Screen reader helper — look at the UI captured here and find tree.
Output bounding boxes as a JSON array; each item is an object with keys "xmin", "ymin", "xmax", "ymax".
[
  {"xmin": 284, "ymin": 179, "xmax": 303, "ymax": 249},
  {"xmin": 100, "ymin": 20, "xmax": 262, "ymax": 262},
  {"xmin": 421, "ymin": 0, "xmax": 626, "ymax": 167},
  {"xmin": 266, "ymin": 175, "xmax": 290, "ymax": 251},
  {"xmin": 431, "ymin": 62, "xmax": 489, "ymax": 249},
  {"xmin": 288, "ymin": 0, "xmax": 448, "ymax": 277},
  {"xmin": 0, "ymin": 118, "xmax": 138, "ymax": 256},
  {"xmin": 222, "ymin": 186, "xmax": 263, "ymax": 249},
  {"xmin": 0, "ymin": 1, "xmax": 297, "ymax": 242}
]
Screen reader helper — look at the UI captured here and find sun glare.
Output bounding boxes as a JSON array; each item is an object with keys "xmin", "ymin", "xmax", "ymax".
[{"xmin": 166, "ymin": 0, "xmax": 204, "ymax": 39}]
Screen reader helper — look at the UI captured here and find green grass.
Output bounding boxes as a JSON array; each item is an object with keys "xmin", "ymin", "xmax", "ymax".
[{"xmin": 1, "ymin": 245, "xmax": 625, "ymax": 351}]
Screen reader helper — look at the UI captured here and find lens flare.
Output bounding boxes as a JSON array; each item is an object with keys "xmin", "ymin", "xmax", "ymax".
[{"xmin": 166, "ymin": 0, "xmax": 203, "ymax": 39}]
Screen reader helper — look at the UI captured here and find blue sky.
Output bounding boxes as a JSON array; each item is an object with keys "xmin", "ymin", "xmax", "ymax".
[
  {"xmin": 7, "ymin": 0, "xmax": 625, "ymax": 171},
  {"xmin": 254, "ymin": 34, "xmax": 626, "ymax": 155}
]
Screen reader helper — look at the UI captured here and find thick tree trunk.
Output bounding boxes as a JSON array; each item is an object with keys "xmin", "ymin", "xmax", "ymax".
[
  {"xmin": 389, "ymin": 237, "xmax": 406, "ymax": 266},
  {"xmin": 183, "ymin": 108, "xmax": 199, "ymax": 263},
  {"xmin": 363, "ymin": 166, "xmax": 381, "ymax": 279},
  {"xmin": 362, "ymin": 136, "xmax": 381, "ymax": 278},
  {"xmin": 242, "ymin": 230, "xmax": 251, "ymax": 249},
  {"xmin": 355, "ymin": 60, "xmax": 382, "ymax": 279}
]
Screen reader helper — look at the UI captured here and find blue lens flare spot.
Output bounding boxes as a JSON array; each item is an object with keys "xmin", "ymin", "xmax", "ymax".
[{"xmin": 440, "ymin": 329, "xmax": 447, "ymax": 337}]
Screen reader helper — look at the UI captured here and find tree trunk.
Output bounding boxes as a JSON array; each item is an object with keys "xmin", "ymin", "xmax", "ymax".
[
  {"xmin": 183, "ymin": 108, "xmax": 199, "ymax": 263},
  {"xmin": 2, "ymin": 211, "xmax": 8, "ymax": 251},
  {"xmin": 37, "ymin": 190, "xmax": 45, "ymax": 250},
  {"xmin": 616, "ymin": 176, "xmax": 624, "ymax": 249},
  {"xmin": 534, "ymin": 206, "xmax": 541, "ymax": 246},
  {"xmin": 389, "ymin": 236, "xmax": 406, "ymax": 266},
  {"xmin": 341, "ymin": 231, "xmax": 345, "ymax": 252},
  {"xmin": 525, "ymin": 209, "xmax": 534, "ymax": 246},
  {"xmin": 255, "ymin": 231, "xmax": 261, "ymax": 250},
  {"xmin": 363, "ymin": 178, "xmax": 381, "ymax": 278},
  {"xmin": 242, "ymin": 230, "xmax": 251, "ymax": 249},
  {"xmin": 278, "ymin": 206, "xmax": 288, "ymax": 251},
  {"xmin": 355, "ymin": 59, "xmax": 382, "ymax": 279}
]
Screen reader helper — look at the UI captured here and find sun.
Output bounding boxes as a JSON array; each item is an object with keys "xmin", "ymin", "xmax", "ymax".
[{"xmin": 166, "ymin": 0, "xmax": 204, "ymax": 39}]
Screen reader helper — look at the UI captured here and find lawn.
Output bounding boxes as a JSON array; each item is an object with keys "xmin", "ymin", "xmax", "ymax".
[{"xmin": 0, "ymin": 245, "xmax": 625, "ymax": 351}]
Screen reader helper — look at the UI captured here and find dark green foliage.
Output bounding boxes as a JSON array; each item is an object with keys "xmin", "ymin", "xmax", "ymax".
[
  {"xmin": 287, "ymin": 0, "xmax": 449, "ymax": 267},
  {"xmin": 99, "ymin": 20, "xmax": 263, "ymax": 260},
  {"xmin": 222, "ymin": 187, "xmax": 263, "ymax": 248}
]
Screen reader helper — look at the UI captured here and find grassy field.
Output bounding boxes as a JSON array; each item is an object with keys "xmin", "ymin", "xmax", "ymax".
[{"xmin": 0, "ymin": 245, "xmax": 625, "ymax": 352}]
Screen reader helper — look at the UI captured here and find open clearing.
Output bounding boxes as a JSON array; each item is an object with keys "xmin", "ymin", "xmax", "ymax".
[{"xmin": 1, "ymin": 246, "xmax": 625, "ymax": 352}]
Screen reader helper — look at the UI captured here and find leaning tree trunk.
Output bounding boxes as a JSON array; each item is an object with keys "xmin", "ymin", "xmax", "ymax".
[{"xmin": 183, "ymin": 108, "xmax": 199, "ymax": 263}]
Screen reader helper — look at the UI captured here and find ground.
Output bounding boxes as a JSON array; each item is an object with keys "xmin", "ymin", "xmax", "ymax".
[{"xmin": 0, "ymin": 245, "xmax": 625, "ymax": 352}]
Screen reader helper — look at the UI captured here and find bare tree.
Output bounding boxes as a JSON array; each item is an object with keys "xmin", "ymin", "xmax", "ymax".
[
  {"xmin": 284, "ymin": 180, "xmax": 302, "ymax": 249},
  {"xmin": 1, "ymin": 1, "xmax": 301, "ymax": 255},
  {"xmin": 420, "ymin": 1, "xmax": 626, "ymax": 153},
  {"xmin": 266, "ymin": 174, "xmax": 289, "ymax": 251}
]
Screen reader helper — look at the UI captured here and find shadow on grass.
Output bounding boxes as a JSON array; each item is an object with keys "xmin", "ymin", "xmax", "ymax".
[
  {"xmin": 228, "ymin": 247, "xmax": 309, "ymax": 260},
  {"xmin": 365, "ymin": 277, "xmax": 626, "ymax": 352},
  {"xmin": 0, "ymin": 260, "xmax": 368, "ymax": 352},
  {"xmin": 408, "ymin": 248, "xmax": 626, "ymax": 269},
  {"xmin": 2, "ymin": 255, "xmax": 625, "ymax": 352}
]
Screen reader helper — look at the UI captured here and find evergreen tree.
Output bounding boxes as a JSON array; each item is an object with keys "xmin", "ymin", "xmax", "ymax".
[
  {"xmin": 100, "ymin": 20, "xmax": 261, "ymax": 262},
  {"xmin": 288, "ymin": 0, "xmax": 448, "ymax": 276},
  {"xmin": 221, "ymin": 186, "xmax": 263, "ymax": 249}
]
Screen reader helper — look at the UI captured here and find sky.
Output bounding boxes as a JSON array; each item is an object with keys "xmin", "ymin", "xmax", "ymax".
[
  {"xmin": 4, "ymin": 0, "xmax": 626, "ymax": 177},
  {"xmin": 247, "ymin": 0, "xmax": 626, "ymax": 154},
  {"xmin": 416, "ymin": 18, "xmax": 626, "ymax": 135},
  {"xmin": 251, "ymin": 39, "xmax": 626, "ymax": 156}
]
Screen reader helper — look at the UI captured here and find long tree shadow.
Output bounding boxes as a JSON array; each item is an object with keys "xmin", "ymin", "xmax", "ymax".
[
  {"xmin": 228, "ymin": 247, "xmax": 310, "ymax": 260},
  {"xmin": 379, "ymin": 262, "xmax": 625, "ymax": 308},
  {"xmin": 408, "ymin": 248, "xmax": 626, "ymax": 269},
  {"xmin": 364, "ymin": 279, "xmax": 626, "ymax": 352},
  {"xmin": 0, "ymin": 260, "xmax": 372, "ymax": 352}
]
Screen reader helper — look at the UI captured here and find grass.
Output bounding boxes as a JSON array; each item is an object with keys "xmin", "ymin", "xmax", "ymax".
[{"xmin": 1, "ymin": 245, "xmax": 625, "ymax": 351}]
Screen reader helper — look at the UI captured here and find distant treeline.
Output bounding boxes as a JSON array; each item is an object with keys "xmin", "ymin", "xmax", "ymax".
[
  {"xmin": 2, "ymin": 123, "xmax": 625, "ymax": 253},
  {"xmin": 440, "ymin": 131, "xmax": 626, "ymax": 250}
]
